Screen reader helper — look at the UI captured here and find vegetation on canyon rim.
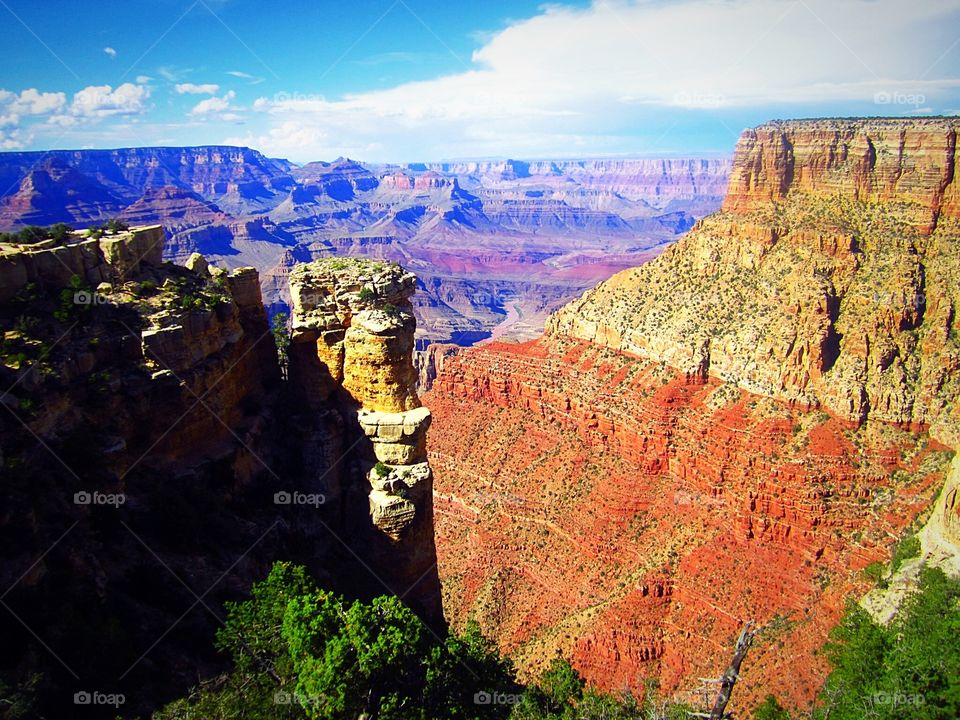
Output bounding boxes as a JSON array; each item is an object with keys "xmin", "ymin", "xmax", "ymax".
[
  {"xmin": 149, "ymin": 562, "xmax": 676, "ymax": 720},
  {"xmin": 138, "ymin": 561, "xmax": 960, "ymax": 719}
]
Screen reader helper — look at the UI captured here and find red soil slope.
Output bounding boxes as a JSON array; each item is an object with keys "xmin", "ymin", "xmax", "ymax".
[{"xmin": 424, "ymin": 336, "xmax": 948, "ymax": 713}]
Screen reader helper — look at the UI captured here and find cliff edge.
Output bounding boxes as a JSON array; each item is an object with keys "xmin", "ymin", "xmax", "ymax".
[{"xmin": 549, "ymin": 117, "xmax": 960, "ymax": 445}]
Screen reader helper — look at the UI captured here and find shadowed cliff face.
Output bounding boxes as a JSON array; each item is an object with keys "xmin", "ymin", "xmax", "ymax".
[
  {"xmin": 0, "ymin": 231, "xmax": 441, "ymax": 716},
  {"xmin": 423, "ymin": 118, "xmax": 960, "ymax": 713},
  {"xmin": 287, "ymin": 258, "xmax": 442, "ymax": 625}
]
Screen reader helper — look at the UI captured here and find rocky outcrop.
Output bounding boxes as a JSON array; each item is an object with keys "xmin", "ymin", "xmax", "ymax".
[
  {"xmin": 0, "ymin": 226, "xmax": 298, "ymax": 717},
  {"xmin": 722, "ymin": 119, "xmax": 960, "ymax": 231},
  {"xmin": 288, "ymin": 257, "xmax": 440, "ymax": 621},
  {"xmin": 549, "ymin": 118, "xmax": 960, "ymax": 439},
  {"xmin": 0, "ymin": 225, "xmax": 164, "ymax": 302},
  {"xmin": 0, "ymin": 228, "xmax": 444, "ymax": 716},
  {"xmin": 288, "ymin": 258, "xmax": 421, "ymax": 411}
]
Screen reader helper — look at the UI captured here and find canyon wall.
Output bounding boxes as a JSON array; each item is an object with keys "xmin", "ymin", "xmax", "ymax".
[
  {"xmin": 549, "ymin": 118, "xmax": 960, "ymax": 440},
  {"xmin": 424, "ymin": 118, "xmax": 960, "ymax": 713},
  {"xmin": 0, "ymin": 230, "xmax": 440, "ymax": 716}
]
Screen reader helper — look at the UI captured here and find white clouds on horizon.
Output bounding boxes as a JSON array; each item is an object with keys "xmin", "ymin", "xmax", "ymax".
[{"xmin": 232, "ymin": 0, "xmax": 960, "ymax": 160}]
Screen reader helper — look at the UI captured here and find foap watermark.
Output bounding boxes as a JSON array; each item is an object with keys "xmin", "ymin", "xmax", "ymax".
[
  {"xmin": 274, "ymin": 490, "xmax": 326, "ymax": 507},
  {"xmin": 867, "ymin": 692, "xmax": 925, "ymax": 709},
  {"xmin": 74, "ymin": 290, "xmax": 109, "ymax": 306},
  {"xmin": 673, "ymin": 90, "xmax": 725, "ymax": 109},
  {"xmin": 74, "ymin": 490, "xmax": 125, "ymax": 507},
  {"xmin": 874, "ymin": 90, "xmax": 925, "ymax": 108},
  {"xmin": 271, "ymin": 91, "xmax": 326, "ymax": 104},
  {"xmin": 474, "ymin": 690, "xmax": 523, "ymax": 706},
  {"xmin": 274, "ymin": 690, "xmax": 322, "ymax": 707},
  {"xmin": 74, "ymin": 690, "xmax": 125, "ymax": 708}
]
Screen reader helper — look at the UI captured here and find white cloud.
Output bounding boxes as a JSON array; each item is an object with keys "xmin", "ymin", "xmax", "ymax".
[
  {"xmin": 0, "ymin": 88, "xmax": 67, "ymax": 118},
  {"xmin": 69, "ymin": 83, "xmax": 151, "ymax": 119},
  {"xmin": 136, "ymin": 75, "xmax": 153, "ymax": 84},
  {"xmin": 176, "ymin": 83, "xmax": 220, "ymax": 95},
  {"xmin": 226, "ymin": 70, "xmax": 264, "ymax": 84},
  {"xmin": 190, "ymin": 90, "xmax": 236, "ymax": 116},
  {"xmin": 0, "ymin": 126, "xmax": 28, "ymax": 149},
  {"xmin": 239, "ymin": 0, "xmax": 960, "ymax": 160},
  {"xmin": 103, "ymin": 47, "xmax": 117, "ymax": 59}
]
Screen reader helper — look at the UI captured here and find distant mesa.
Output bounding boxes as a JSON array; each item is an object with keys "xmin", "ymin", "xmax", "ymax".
[{"xmin": 0, "ymin": 145, "xmax": 731, "ymax": 347}]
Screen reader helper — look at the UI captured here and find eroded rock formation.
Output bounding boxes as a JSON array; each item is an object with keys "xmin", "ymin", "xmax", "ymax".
[
  {"xmin": 549, "ymin": 117, "xmax": 960, "ymax": 440},
  {"xmin": 288, "ymin": 258, "xmax": 440, "ymax": 620},
  {"xmin": 0, "ymin": 229, "xmax": 441, "ymax": 715},
  {"xmin": 424, "ymin": 118, "xmax": 960, "ymax": 714}
]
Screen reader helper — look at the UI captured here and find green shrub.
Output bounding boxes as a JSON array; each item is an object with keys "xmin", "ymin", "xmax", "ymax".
[
  {"xmin": 815, "ymin": 567, "xmax": 960, "ymax": 719},
  {"xmin": 138, "ymin": 279, "xmax": 159, "ymax": 295},
  {"xmin": 891, "ymin": 534, "xmax": 921, "ymax": 574},
  {"xmin": 863, "ymin": 561, "xmax": 888, "ymax": 588},
  {"xmin": 754, "ymin": 694, "xmax": 790, "ymax": 720}
]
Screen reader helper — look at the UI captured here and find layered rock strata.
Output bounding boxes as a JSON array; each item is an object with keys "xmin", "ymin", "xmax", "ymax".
[
  {"xmin": 288, "ymin": 258, "xmax": 439, "ymax": 619},
  {"xmin": 549, "ymin": 118, "xmax": 960, "ymax": 439},
  {"xmin": 0, "ymin": 225, "xmax": 164, "ymax": 302},
  {"xmin": 425, "ymin": 118, "xmax": 960, "ymax": 714}
]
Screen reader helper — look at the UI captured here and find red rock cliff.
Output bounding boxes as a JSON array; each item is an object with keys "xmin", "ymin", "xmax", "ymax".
[{"xmin": 424, "ymin": 118, "xmax": 960, "ymax": 714}]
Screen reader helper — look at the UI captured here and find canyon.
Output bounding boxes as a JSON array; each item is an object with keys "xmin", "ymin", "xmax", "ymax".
[
  {"xmin": 0, "ymin": 149, "xmax": 729, "ymax": 346},
  {"xmin": 2, "ymin": 117, "xmax": 957, "ymax": 718},
  {"xmin": 422, "ymin": 117, "xmax": 960, "ymax": 713}
]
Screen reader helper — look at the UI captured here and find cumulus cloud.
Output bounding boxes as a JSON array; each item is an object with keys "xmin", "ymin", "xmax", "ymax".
[
  {"xmin": 103, "ymin": 47, "xmax": 117, "ymax": 59},
  {"xmin": 72, "ymin": 83, "xmax": 150, "ymax": 118},
  {"xmin": 68, "ymin": 83, "xmax": 151, "ymax": 119},
  {"xmin": 240, "ymin": 0, "xmax": 960, "ymax": 159},
  {"xmin": 0, "ymin": 88, "xmax": 67, "ymax": 119},
  {"xmin": 0, "ymin": 127, "xmax": 26, "ymax": 149},
  {"xmin": 190, "ymin": 90, "xmax": 236, "ymax": 116},
  {"xmin": 176, "ymin": 83, "xmax": 220, "ymax": 95}
]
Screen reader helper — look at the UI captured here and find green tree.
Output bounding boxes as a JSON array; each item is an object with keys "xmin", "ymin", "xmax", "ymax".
[
  {"xmin": 153, "ymin": 562, "xmax": 660, "ymax": 720},
  {"xmin": 753, "ymin": 694, "xmax": 790, "ymax": 720},
  {"xmin": 272, "ymin": 312, "xmax": 290, "ymax": 379},
  {"xmin": 424, "ymin": 620, "xmax": 518, "ymax": 719},
  {"xmin": 48, "ymin": 222, "xmax": 74, "ymax": 242},
  {"xmin": 816, "ymin": 566, "xmax": 960, "ymax": 720}
]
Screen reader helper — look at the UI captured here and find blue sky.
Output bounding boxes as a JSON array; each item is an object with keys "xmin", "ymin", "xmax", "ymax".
[{"xmin": 1, "ymin": 0, "xmax": 959, "ymax": 162}]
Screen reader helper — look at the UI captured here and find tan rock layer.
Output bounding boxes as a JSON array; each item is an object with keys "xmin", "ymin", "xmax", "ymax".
[
  {"xmin": 722, "ymin": 118, "xmax": 960, "ymax": 233},
  {"xmin": 549, "ymin": 119, "xmax": 960, "ymax": 440},
  {"xmin": 0, "ymin": 225, "xmax": 164, "ymax": 302}
]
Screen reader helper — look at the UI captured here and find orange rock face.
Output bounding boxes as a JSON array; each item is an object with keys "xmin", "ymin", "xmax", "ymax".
[
  {"xmin": 424, "ymin": 337, "xmax": 949, "ymax": 713},
  {"xmin": 722, "ymin": 118, "xmax": 960, "ymax": 232}
]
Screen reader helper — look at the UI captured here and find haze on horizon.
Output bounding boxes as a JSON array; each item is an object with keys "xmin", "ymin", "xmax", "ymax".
[{"xmin": 1, "ymin": 0, "xmax": 959, "ymax": 163}]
